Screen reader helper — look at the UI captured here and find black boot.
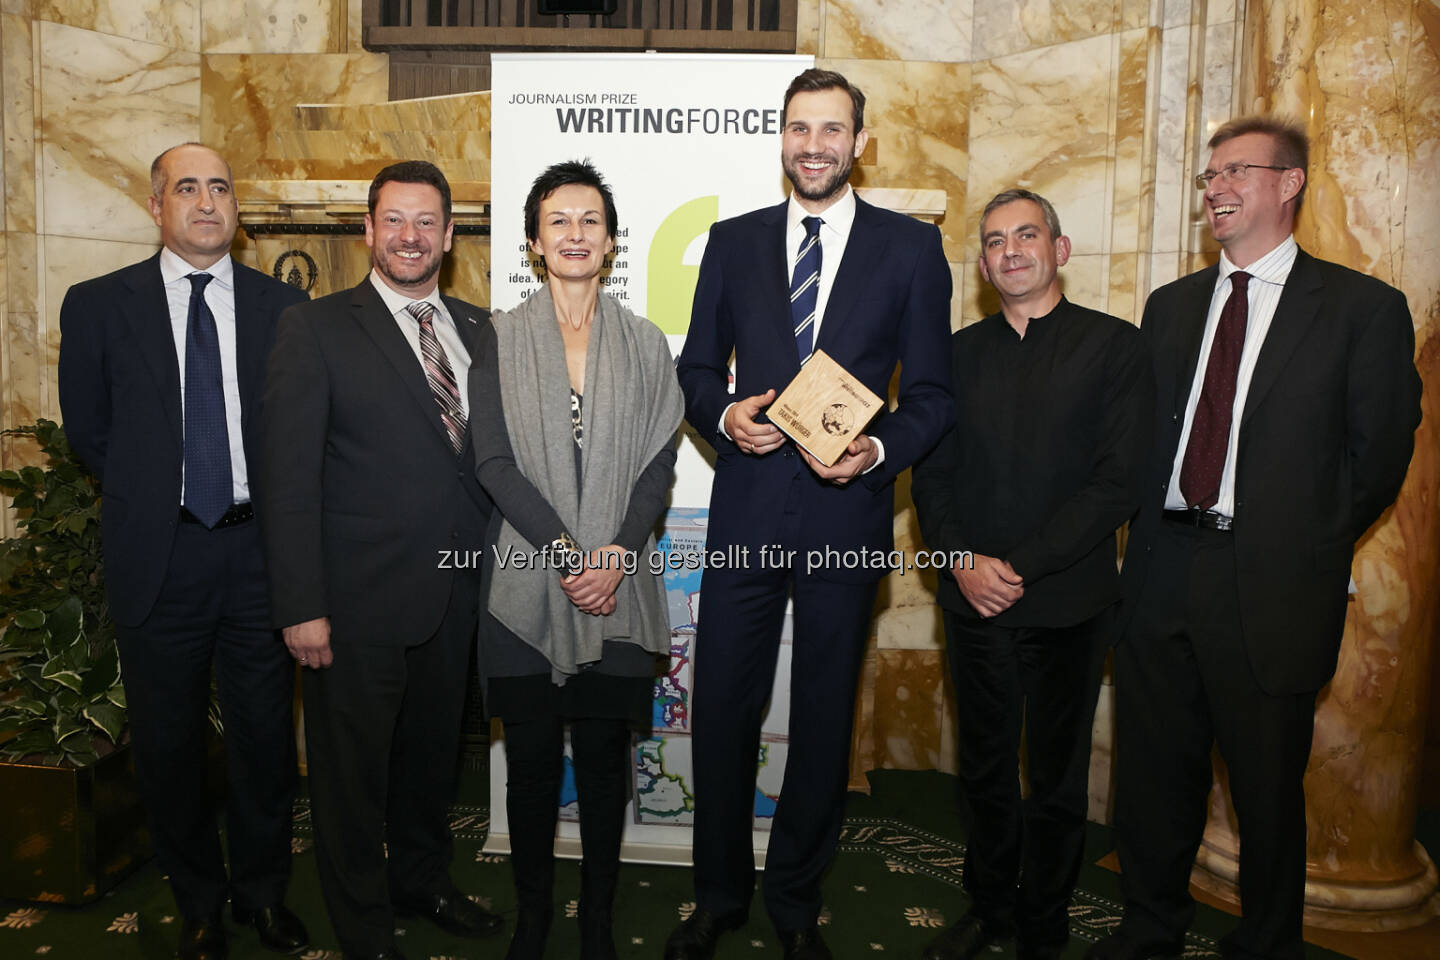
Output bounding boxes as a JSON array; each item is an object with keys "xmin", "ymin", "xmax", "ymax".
[
  {"xmin": 572, "ymin": 718, "xmax": 630, "ymax": 960},
  {"xmin": 501, "ymin": 717, "xmax": 565, "ymax": 960}
]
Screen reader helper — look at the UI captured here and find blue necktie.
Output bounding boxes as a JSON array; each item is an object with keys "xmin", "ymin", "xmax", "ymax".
[
  {"xmin": 790, "ymin": 216, "xmax": 823, "ymax": 362},
  {"xmin": 182, "ymin": 272, "xmax": 233, "ymax": 528}
]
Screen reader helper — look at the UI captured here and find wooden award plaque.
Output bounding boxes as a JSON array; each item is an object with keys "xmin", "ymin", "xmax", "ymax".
[{"xmin": 767, "ymin": 349, "xmax": 883, "ymax": 466}]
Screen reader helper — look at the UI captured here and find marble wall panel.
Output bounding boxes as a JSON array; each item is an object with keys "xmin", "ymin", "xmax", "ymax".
[
  {"xmin": 1150, "ymin": 23, "xmax": 1194, "ymax": 256},
  {"xmin": 816, "ymin": 58, "xmax": 969, "ymax": 259},
  {"xmin": 1162, "ymin": 0, "xmax": 1193, "ymax": 28},
  {"xmin": 295, "ymin": 91, "xmax": 490, "ymax": 132},
  {"xmin": 972, "ymin": 0, "xmax": 1119, "ymax": 61},
  {"xmin": 823, "ymin": 0, "xmax": 972, "ymax": 63},
  {"xmin": 1110, "ymin": 27, "xmax": 1156, "ymax": 256},
  {"xmin": 37, "ymin": 21, "xmax": 198, "ymax": 242},
  {"xmin": 5, "ymin": 229, "xmax": 36, "ymax": 315},
  {"xmin": 264, "ymin": 130, "xmax": 490, "ymax": 181},
  {"xmin": 347, "ymin": 0, "xmax": 362, "ymax": 49},
  {"xmin": 795, "ymin": 0, "xmax": 821, "ymax": 55},
  {"xmin": 34, "ymin": 0, "xmax": 199, "ymax": 50},
  {"xmin": 1108, "ymin": 251, "xmax": 1140, "ymax": 324},
  {"xmin": 203, "ymin": 0, "xmax": 343, "ymax": 55},
  {"xmin": 1400, "ymin": 0, "xmax": 1440, "ymax": 322},
  {"xmin": 201, "ymin": 51, "xmax": 389, "ymax": 180},
  {"xmin": 5, "ymin": 311, "xmax": 40, "ymax": 425},
  {"xmin": 3, "ymin": 13, "xmax": 36, "ymax": 234},
  {"xmin": 965, "ymin": 33, "xmax": 1115, "ymax": 258},
  {"xmin": 872, "ymin": 648, "xmax": 946, "ymax": 770},
  {"xmin": 1121, "ymin": 0, "xmax": 1157, "ymax": 30}
]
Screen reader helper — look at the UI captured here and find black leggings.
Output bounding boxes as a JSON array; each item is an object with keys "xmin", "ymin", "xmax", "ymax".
[{"xmin": 501, "ymin": 715, "xmax": 633, "ymax": 915}]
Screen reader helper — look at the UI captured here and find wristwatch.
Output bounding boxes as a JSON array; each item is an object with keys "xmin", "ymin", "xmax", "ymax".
[{"xmin": 547, "ymin": 532, "xmax": 584, "ymax": 576}]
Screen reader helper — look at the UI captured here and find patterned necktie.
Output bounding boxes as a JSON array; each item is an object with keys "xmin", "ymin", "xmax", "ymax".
[
  {"xmin": 791, "ymin": 216, "xmax": 823, "ymax": 362},
  {"xmin": 1179, "ymin": 270, "xmax": 1251, "ymax": 509},
  {"xmin": 407, "ymin": 300, "xmax": 467, "ymax": 454},
  {"xmin": 182, "ymin": 272, "xmax": 233, "ymax": 528}
]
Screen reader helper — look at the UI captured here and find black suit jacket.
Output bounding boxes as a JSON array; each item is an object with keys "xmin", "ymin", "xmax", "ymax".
[
  {"xmin": 1120, "ymin": 248, "xmax": 1421, "ymax": 694},
  {"xmin": 57, "ymin": 253, "xmax": 307, "ymax": 627},
  {"xmin": 259, "ymin": 279, "xmax": 492, "ymax": 645},
  {"xmin": 677, "ymin": 196, "xmax": 953, "ymax": 583}
]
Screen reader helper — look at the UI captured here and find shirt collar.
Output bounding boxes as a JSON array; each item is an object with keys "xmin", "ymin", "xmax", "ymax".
[
  {"xmin": 159, "ymin": 247, "xmax": 234, "ymax": 289},
  {"xmin": 786, "ymin": 183, "xmax": 857, "ymax": 239},
  {"xmin": 369, "ymin": 269, "xmax": 444, "ymax": 319},
  {"xmin": 1218, "ymin": 234, "xmax": 1297, "ymax": 287}
]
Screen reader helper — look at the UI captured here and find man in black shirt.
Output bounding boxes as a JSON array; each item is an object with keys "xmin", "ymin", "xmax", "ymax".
[{"xmin": 912, "ymin": 189, "xmax": 1154, "ymax": 960}]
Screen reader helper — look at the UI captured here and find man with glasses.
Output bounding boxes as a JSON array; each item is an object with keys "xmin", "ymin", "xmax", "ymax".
[{"xmin": 1090, "ymin": 118, "xmax": 1421, "ymax": 960}]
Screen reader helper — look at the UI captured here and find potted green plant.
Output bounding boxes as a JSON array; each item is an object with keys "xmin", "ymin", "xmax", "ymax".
[{"xmin": 0, "ymin": 418, "xmax": 147, "ymax": 903}]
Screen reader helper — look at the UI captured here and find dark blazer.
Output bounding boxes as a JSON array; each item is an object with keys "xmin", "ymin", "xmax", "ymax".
[
  {"xmin": 259, "ymin": 278, "xmax": 492, "ymax": 645},
  {"xmin": 677, "ymin": 196, "xmax": 953, "ymax": 582},
  {"xmin": 57, "ymin": 253, "xmax": 307, "ymax": 627},
  {"xmin": 1120, "ymin": 248, "xmax": 1421, "ymax": 694}
]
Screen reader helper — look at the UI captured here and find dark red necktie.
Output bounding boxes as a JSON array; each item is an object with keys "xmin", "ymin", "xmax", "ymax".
[{"xmin": 1179, "ymin": 271, "xmax": 1250, "ymax": 509}]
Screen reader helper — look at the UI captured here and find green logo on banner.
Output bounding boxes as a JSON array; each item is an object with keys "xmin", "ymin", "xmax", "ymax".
[{"xmin": 648, "ymin": 195, "xmax": 719, "ymax": 335}]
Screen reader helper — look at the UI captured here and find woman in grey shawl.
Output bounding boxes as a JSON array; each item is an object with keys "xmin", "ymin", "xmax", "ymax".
[{"xmin": 469, "ymin": 160, "xmax": 683, "ymax": 960}]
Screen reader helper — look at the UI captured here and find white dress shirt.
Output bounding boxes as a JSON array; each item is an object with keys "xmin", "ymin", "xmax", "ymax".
[
  {"xmin": 1165, "ymin": 235, "xmax": 1299, "ymax": 516},
  {"xmin": 368, "ymin": 270, "xmax": 472, "ymax": 419},
  {"xmin": 160, "ymin": 247, "xmax": 248, "ymax": 504},
  {"xmin": 722, "ymin": 185, "xmax": 883, "ymax": 467}
]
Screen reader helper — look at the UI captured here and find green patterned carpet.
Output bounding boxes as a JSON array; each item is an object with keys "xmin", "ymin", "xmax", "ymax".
[{"xmin": 0, "ymin": 769, "xmax": 1353, "ymax": 959}]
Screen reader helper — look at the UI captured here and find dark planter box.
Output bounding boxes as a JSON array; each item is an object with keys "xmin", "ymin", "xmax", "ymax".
[{"xmin": 0, "ymin": 744, "xmax": 151, "ymax": 903}]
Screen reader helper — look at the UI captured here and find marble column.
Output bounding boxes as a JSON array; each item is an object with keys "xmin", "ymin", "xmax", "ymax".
[{"xmin": 1189, "ymin": 0, "xmax": 1440, "ymax": 931}]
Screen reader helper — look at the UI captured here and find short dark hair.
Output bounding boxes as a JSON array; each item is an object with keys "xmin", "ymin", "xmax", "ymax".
[
  {"xmin": 1208, "ymin": 115, "xmax": 1309, "ymax": 209},
  {"xmin": 368, "ymin": 160, "xmax": 452, "ymax": 222},
  {"xmin": 523, "ymin": 159, "xmax": 619, "ymax": 242},
  {"xmin": 783, "ymin": 68, "xmax": 866, "ymax": 134},
  {"xmin": 150, "ymin": 142, "xmax": 230, "ymax": 197},
  {"xmin": 980, "ymin": 189, "xmax": 1063, "ymax": 243}
]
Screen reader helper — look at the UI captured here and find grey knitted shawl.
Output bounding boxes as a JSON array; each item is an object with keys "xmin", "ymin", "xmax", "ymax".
[{"xmin": 487, "ymin": 285, "xmax": 683, "ymax": 681}]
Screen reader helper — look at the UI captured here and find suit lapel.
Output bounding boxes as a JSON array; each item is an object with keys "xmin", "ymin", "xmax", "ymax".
[
  {"xmin": 1240, "ymin": 250, "xmax": 1322, "ymax": 428},
  {"xmin": 754, "ymin": 202, "xmax": 799, "ymax": 374},
  {"xmin": 1170, "ymin": 265, "xmax": 1219, "ymax": 414},
  {"xmin": 352, "ymin": 281, "xmax": 453, "ymax": 450},
  {"xmin": 232, "ymin": 265, "xmax": 267, "ymax": 424},
  {"xmin": 815, "ymin": 196, "xmax": 887, "ymax": 353},
  {"xmin": 120, "ymin": 254, "xmax": 183, "ymax": 443}
]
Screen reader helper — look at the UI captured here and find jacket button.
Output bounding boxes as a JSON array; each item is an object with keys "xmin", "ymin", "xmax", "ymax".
[{"xmin": 1171, "ymin": 412, "xmax": 1179, "ymax": 422}]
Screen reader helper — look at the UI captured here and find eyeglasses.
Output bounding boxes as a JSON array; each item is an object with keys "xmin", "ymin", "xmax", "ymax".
[{"xmin": 1195, "ymin": 162, "xmax": 1290, "ymax": 190}]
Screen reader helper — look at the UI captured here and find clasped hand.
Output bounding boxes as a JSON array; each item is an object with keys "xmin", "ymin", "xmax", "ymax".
[{"xmin": 561, "ymin": 545, "xmax": 626, "ymax": 616}]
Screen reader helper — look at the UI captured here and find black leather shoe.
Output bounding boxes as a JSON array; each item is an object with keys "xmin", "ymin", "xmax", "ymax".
[
  {"xmin": 340, "ymin": 948, "xmax": 408, "ymax": 960},
  {"xmin": 777, "ymin": 927, "xmax": 833, "ymax": 959},
  {"xmin": 395, "ymin": 889, "xmax": 504, "ymax": 938},
  {"xmin": 177, "ymin": 914, "xmax": 227, "ymax": 960},
  {"xmin": 922, "ymin": 913, "xmax": 1012, "ymax": 960},
  {"xmin": 1085, "ymin": 932, "xmax": 1184, "ymax": 960},
  {"xmin": 231, "ymin": 903, "xmax": 308, "ymax": 955},
  {"xmin": 663, "ymin": 909, "xmax": 746, "ymax": 960}
]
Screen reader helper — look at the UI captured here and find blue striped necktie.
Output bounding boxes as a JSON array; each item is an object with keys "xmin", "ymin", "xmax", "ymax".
[
  {"xmin": 182, "ymin": 272, "xmax": 233, "ymax": 528},
  {"xmin": 791, "ymin": 216, "xmax": 823, "ymax": 362}
]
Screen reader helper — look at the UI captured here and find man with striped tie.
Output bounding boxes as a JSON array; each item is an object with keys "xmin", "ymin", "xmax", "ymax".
[
  {"xmin": 260, "ymin": 161, "xmax": 500, "ymax": 960},
  {"xmin": 671, "ymin": 69, "xmax": 953, "ymax": 960}
]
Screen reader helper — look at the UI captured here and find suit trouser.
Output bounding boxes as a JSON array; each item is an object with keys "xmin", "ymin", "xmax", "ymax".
[
  {"xmin": 942, "ymin": 607, "xmax": 1110, "ymax": 946},
  {"xmin": 691, "ymin": 536, "xmax": 878, "ymax": 931},
  {"xmin": 1113, "ymin": 522, "xmax": 1317, "ymax": 960},
  {"xmin": 301, "ymin": 571, "xmax": 478, "ymax": 955},
  {"xmin": 114, "ymin": 519, "xmax": 296, "ymax": 921}
]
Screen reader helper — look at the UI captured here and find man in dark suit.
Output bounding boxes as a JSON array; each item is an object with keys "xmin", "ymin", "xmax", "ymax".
[
  {"xmin": 668, "ymin": 69, "xmax": 953, "ymax": 960},
  {"xmin": 260, "ymin": 161, "xmax": 500, "ymax": 960},
  {"xmin": 58, "ymin": 143, "xmax": 309, "ymax": 960},
  {"xmin": 912, "ymin": 189, "xmax": 1152, "ymax": 960},
  {"xmin": 1090, "ymin": 118, "xmax": 1421, "ymax": 960}
]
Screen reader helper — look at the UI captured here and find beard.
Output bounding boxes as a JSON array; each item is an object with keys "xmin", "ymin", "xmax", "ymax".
[
  {"xmin": 373, "ymin": 244, "xmax": 442, "ymax": 291},
  {"xmin": 783, "ymin": 151, "xmax": 855, "ymax": 204}
]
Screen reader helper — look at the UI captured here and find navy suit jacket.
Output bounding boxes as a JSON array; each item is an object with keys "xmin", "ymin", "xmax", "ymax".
[
  {"xmin": 1120, "ymin": 249, "xmax": 1420, "ymax": 694},
  {"xmin": 677, "ymin": 195, "xmax": 954, "ymax": 583},
  {"xmin": 259, "ymin": 279, "xmax": 493, "ymax": 644},
  {"xmin": 57, "ymin": 253, "xmax": 307, "ymax": 627}
]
